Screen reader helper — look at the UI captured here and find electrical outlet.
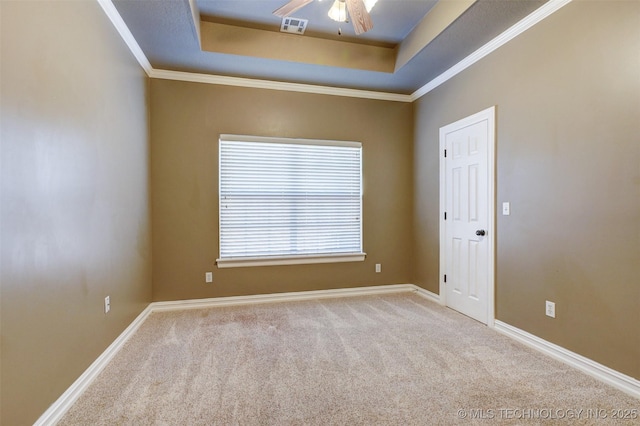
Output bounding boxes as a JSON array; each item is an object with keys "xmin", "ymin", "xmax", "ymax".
[
  {"xmin": 375, "ymin": 263, "xmax": 381, "ymax": 273},
  {"xmin": 205, "ymin": 272, "xmax": 213, "ymax": 283},
  {"xmin": 545, "ymin": 300, "xmax": 555, "ymax": 318},
  {"xmin": 104, "ymin": 296, "xmax": 111, "ymax": 314}
]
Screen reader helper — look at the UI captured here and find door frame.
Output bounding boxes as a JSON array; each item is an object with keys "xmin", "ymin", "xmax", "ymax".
[{"xmin": 439, "ymin": 106, "xmax": 496, "ymax": 327}]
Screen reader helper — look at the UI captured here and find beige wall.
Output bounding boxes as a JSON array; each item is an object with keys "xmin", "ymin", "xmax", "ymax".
[
  {"xmin": 3, "ymin": 0, "xmax": 639, "ymax": 423},
  {"xmin": 0, "ymin": 2, "xmax": 152, "ymax": 424},
  {"xmin": 150, "ymin": 80, "xmax": 414, "ymax": 301},
  {"xmin": 413, "ymin": 0, "xmax": 639, "ymax": 379}
]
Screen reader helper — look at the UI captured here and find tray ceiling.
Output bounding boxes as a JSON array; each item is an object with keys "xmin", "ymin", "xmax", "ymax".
[{"xmin": 113, "ymin": 0, "xmax": 548, "ymax": 94}]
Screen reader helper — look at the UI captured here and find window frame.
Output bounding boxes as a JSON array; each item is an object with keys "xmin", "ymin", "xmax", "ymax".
[{"xmin": 216, "ymin": 134, "xmax": 366, "ymax": 268}]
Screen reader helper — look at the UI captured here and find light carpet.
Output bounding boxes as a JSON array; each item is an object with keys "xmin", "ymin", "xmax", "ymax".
[{"xmin": 60, "ymin": 292, "xmax": 638, "ymax": 425}]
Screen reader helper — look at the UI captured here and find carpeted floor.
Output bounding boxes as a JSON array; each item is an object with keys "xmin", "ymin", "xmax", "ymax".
[{"xmin": 59, "ymin": 292, "xmax": 638, "ymax": 425}]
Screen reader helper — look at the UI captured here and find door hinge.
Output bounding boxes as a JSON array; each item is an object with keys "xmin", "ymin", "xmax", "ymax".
[
  {"xmin": 444, "ymin": 212, "xmax": 447, "ymax": 220},
  {"xmin": 444, "ymin": 149, "xmax": 447, "ymax": 158},
  {"xmin": 444, "ymin": 274, "xmax": 447, "ymax": 283}
]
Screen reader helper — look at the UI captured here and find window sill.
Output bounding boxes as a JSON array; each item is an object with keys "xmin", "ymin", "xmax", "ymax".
[{"xmin": 216, "ymin": 253, "xmax": 366, "ymax": 268}]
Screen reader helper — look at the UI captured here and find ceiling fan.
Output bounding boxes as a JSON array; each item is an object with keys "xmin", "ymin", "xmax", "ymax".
[{"xmin": 273, "ymin": 0, "xmax": 375, "ymax": 35}]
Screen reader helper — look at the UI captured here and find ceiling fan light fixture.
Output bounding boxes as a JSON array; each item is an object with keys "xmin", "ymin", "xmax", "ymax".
[{"xmin": 328, "ymin": 0, "xmax": 347, "ymax": 23}]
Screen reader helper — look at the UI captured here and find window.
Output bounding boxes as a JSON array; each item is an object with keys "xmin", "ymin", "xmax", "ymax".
[{"xmin": 217, "ymin": 135, "xmax": 365, "ymax": 268}]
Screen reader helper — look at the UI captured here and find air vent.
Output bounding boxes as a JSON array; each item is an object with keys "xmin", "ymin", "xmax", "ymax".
[{"xmin": 280, "ymin": 17, "xmax": 308, "ymax": 35}]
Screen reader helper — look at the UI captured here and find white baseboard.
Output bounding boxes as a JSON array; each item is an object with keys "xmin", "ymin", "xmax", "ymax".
[
  {"xmin": 34, "ymin": 305, "xmax": 153, "ymax": 426},
  {"xmin": 34, "ymin": 284, "xmax": 418, "ymax": 425},
  {"xmin": 35, "ymin": 286, "xmax": 638, "ymax": 425},
  {"xmin": 494, "ymin": 320, "xmax": 640, "ymax": 399},
  {"xmin": 151, "ymin": 283, "xmax": 418, "ymax": 312},
  {"xmin": 411, "ymin": 285, "xmax": 441, "ymax": 304}
]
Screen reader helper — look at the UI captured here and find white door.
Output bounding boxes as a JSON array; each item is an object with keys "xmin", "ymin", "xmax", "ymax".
[{"xmin": 439, "ymin": 107, "xmax": 495, "ymax": 325}]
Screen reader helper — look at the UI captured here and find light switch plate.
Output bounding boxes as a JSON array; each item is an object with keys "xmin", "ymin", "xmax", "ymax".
[{"xmin": 502, "ymin": 202, "xmax": 510, "ymax": 215}]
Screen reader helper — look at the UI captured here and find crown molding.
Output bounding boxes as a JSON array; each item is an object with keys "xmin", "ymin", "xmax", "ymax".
[
  {"xmin": 410, "ymin": 0, "xmax": 573, "ymax": 101},
  {"xmin": 98, "ymin": 0, "xmax": 572, "ymax": 103},
  {"xmin": 96, "ymin": 0, "xmax": 152, "ymax": 75},
  {"xmin": 148, "ymin": 68, "xmax": 412, "ymax": 102}
]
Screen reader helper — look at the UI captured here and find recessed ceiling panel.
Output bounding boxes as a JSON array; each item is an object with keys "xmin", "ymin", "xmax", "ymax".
[
  {"xmin": 197, "ymin": 0, "xmax": 438, "ymax": 46},
  {"xmin": 112, "ymin": 0, "xmax": 549, "ymax": 94}
]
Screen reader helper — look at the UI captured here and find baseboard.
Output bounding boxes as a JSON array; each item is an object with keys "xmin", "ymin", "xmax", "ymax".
[
  {"xmin": 33, "ymin": 283, "xmax": 418, "ymax": 425},
  {"xmin": 35, "ymin": 286, "xmax": 637, "ymax": 425},
  {"xmin": 34, "ymin": 305, "xmax": 153, "ymax": 426},
  {"xmin": 151, "ymin": 284, "xmax": 418, "ymax": 312},
  {"xmin": 410, "ymin": 285, "xmax": 441, "ymax": 304},
  {"xmin": 494, "ymin": 320, "xmax": 640, "ymax": 399}
]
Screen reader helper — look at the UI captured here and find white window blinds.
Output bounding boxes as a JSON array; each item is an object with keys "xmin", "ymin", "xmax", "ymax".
[{"xmin": 218, "ymin": 135, "xmax": 364, "ymax": 267}]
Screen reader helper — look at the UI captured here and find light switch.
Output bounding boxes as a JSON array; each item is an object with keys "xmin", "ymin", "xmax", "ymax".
[{"xmin": 502, "ymin": 202, "xmax": 510, "ymax": 216}]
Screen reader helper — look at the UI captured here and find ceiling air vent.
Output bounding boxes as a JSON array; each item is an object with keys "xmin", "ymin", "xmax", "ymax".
[{"xmin": 280, "ymin": 17, "xmax": 308, "ymax": 35}]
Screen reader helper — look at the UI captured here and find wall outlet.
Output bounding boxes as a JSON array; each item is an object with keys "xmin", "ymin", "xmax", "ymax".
[
  {"xmin": 104, "ymin": 296, "xmax": 111, "ymax": 314},
  {"xmin": 375, "ymin": 263, "xmax": 381, "ymax": 273},
  {"xmin": 545, "ymin": 300, "xmax": 555, "ymax": 318},
  {"xmin": 205, "ymin": 272, "xmax": 213, "ymax": 283}
]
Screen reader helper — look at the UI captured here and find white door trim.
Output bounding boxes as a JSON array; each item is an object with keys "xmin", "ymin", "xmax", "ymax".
[{"xmin": 439, "ymin": 106, "xmax": 496, "ymax": 327}]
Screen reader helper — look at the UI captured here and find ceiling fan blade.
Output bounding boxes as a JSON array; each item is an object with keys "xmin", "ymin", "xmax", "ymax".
[
  {"xmin": 273, "ymin": 0, "xmax": 314, "ymax": 18},
  {"xmin": 345, "ymin": 0, "xmax": 373, "ymax": 35}
]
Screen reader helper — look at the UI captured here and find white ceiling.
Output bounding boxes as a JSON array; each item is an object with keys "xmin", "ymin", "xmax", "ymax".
[{"xmin": 112, "ymin": 0, "xmax": 548, "ymax": 94}]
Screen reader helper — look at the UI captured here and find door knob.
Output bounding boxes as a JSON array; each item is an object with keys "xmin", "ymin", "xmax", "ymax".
[{"xmin": 476, "ymin": 229, "xmax": 486, "ymax": 236}]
